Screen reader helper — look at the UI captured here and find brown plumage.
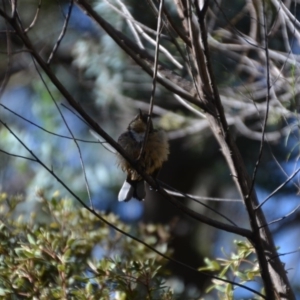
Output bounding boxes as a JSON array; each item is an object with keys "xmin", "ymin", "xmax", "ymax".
[{"xmin": 117, "ymin": 110, "xmax": 169, "ymax": 201}]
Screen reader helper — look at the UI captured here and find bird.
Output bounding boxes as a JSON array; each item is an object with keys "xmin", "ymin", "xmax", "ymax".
[{"xmin": 117, "ymin": 110, "xmax": 169, "ymax": 201}]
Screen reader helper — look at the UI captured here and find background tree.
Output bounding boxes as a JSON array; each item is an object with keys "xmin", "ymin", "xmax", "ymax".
[{"xmin": 0, "ymin": 0, "xmax": 300, "ymax": 299}]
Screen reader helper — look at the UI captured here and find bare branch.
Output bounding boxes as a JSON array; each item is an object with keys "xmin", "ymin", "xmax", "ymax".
[{"xmin": 47, "ymin": 0, "xmax": 74, "ymax": 65}]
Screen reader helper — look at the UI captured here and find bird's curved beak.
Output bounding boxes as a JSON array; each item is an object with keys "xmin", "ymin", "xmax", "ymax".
[{"xmin": 139, "ymin": 109, "xmax": 143, "ymax": 119}]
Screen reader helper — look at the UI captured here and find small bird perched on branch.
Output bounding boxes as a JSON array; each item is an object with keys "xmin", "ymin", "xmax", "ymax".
[{"xmin": 117, "ymin": 110, "xmax": 169, "ymax": 201}]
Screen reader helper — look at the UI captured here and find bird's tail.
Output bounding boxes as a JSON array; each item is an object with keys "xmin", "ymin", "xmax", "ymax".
[{"xmin": 118, "ymin": 179, "xmax": 146, "ymax": 202}]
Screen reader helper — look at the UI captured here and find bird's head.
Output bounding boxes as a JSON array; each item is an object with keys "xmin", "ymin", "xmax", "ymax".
[{"xmin": 128, "ymin": 109, "xmax": 153, "ymax": 133}]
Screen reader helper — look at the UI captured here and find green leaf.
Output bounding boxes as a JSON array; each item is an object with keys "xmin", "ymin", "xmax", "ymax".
[{"xmin": 198, "ymin": 258, "xmax": 220, "ymax": 272}]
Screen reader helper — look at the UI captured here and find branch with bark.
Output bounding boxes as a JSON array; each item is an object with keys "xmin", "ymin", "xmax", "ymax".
[{"xmin": 0, "ymin": 0, "xmax": 298, "ymax": 298}]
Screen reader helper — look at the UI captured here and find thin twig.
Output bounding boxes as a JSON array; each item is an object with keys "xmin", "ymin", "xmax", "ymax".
[
  {"xmin": 0, "ymin": 149, "xmax": 37, "ymax": 162},
  {"xmin": 32, "ymin": 57, "xmax": 94, "ymax": 209},
  {"xmin": 0, "ymin": 103, "xmax": 98, "ymax": 144},
  {"xmin": 138, "ymin": 0, "xmax": 165, "ymax": 162},
  {"xmin": 248, "ymin": 0, "xmax": 273, "ymax": 200},
  {"xmin": 159, "ymin": 181, "xmax": 240, "ymax": 226},
  {"xmin": 47, "ymin": 0, "xmax": 74, "ymax": 65},
  {"xmin": 256, "ymin": 167, "xmax": 300, "ymax": 210},
  {"xmin": 262, "ymin": 204, "xmax": 300, "ymax": 227},
  {"xmin": 110, "ymin": 0, "xmax": 183, "ymax": 68},
  {"xmin": 24, "ymin": 0, "xmax": 42, "ymax": 33}
]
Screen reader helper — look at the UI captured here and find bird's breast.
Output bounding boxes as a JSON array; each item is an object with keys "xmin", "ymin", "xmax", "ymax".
[
  {"xmin": 117, "ymin": 129, "xmax": 169, "ymax": 178},
  {"xmin": 129, "ymin": 130, "xmax": 145, "ymax": 143}
]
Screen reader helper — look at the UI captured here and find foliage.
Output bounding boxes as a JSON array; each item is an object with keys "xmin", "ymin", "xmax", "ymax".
[
  {"xmin": 199, "ymin": 240, "xmax": 263, "ymax": 300},
  {"xmin": 0, "ymin": 192, "xmax": 172, "ymax": 300}
]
